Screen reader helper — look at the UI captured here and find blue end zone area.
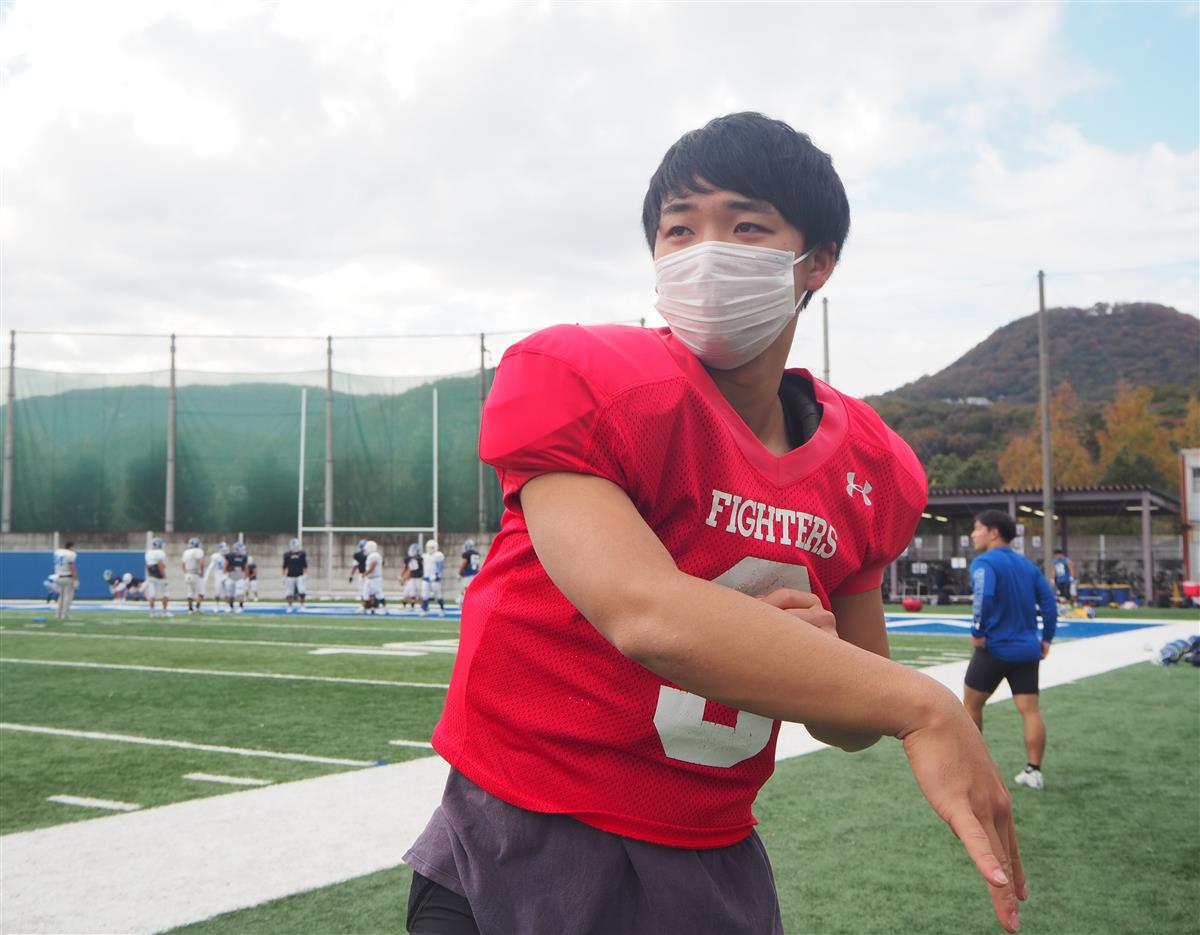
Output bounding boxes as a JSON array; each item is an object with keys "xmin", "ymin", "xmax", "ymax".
[
  {"xmin": 885, "ymin": 612, "xmax": 1162, "ymax": 639},
  {"xmin": 0, "ymin": 551, "xmax": 145, "ymax": 599}
]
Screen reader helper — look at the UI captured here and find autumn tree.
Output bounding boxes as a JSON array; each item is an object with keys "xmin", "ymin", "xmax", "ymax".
[
  {"xmin": 998, "ymin": 381, "xmax": 1097, "ymax": 488},
  {"xmin": 1175, "ymin": 395, "xmax": 1200, "ymax": 451},
  {"xmin": 1096, "ymin": 380, "xmax": 1175, "ymax": 489}
]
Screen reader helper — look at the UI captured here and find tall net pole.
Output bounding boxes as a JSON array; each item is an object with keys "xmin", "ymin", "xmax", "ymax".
[
  {"xmin": 478, "ymin": 332, "xmax": 486, "ymax": 535},
  {"xmin": 2, "ymin": 331, "xmax": 14, "ymax": 533},
  {"xmin": 165, "ymin": 334, "xmax": 176, "ymax": 533},
  {"xmin": 822, "ymin": 297, "xmax": 830, "ymax": 384},
  {"xmin": 297, "ymin": 387, "xmax": 307, "ymax": 541},
  {"xmin": 439, "ymin": 386, "xmax": 444, "ymax": 549},
  {"xmin": 325, "ymin": 336, "xmax": 334, "ymax": 595}
]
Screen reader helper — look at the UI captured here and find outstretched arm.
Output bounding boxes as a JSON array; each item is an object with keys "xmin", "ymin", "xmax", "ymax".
[{"xmin": 523, "ymin": 471, "xmax": 1026, "ymax": 933}]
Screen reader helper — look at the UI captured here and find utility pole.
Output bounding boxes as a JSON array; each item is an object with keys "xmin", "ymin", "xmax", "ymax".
[
  {"xmin": 822, "ymin": 297, "xmax": 830, "ymax": 384},
  {"xmin": 1037, "ymin": 270, "xmax": 1055, "ymax": 581},
  {"xmin": 478, "ymin": 332, "xmax": 486, "ymax": 535}
]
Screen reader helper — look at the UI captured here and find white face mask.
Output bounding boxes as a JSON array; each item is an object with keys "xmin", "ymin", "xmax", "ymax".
[{"xmin": 654, "ymin": 240, "xmax": 817, "ymax": 370}]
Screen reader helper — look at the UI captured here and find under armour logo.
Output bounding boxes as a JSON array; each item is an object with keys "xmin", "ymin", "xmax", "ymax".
[{"xmin": 846, "ymin": 471, "xmax": 872, "ymax": 505}]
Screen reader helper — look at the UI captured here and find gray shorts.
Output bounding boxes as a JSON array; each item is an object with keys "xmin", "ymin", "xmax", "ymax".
[{"xmin": 404, "ymin": 768, "xmax": 784, "ymax": 935}]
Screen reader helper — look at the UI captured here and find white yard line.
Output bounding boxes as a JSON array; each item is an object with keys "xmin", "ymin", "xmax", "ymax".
[
  {"xmin": 0, "ymin": 628, "xmax": 426, "ymax": 652},
  {"xmin": 1, "ymin": 620, "xmax": 1195, "ymax": 935},
  {"xmin": 0, "ymin": 724, "xmax": 378, "ymax": 767},
  {"xmin": 0, "ymin": 658, "xmax": 449, "ymax": 689},
  {"xmin": 183, "ymin": 774, "xmax": 273, "ymax": 787},
  {"xmin": 388, "ymin": 739, "xmax": 435, "ymax": 749},
  {"xmin": 46, "ymin": 795, "xmax": 142, "ymax": 813}
]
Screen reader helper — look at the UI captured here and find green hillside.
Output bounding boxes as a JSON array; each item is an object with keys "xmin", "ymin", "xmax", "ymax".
[
  {"xmin": 870, "ymin": 303, "xmax": 1199, "ymax": 492},
  {"xmin": 889, "ymin": 303, "xmax": 1198, "ymax": 404}
]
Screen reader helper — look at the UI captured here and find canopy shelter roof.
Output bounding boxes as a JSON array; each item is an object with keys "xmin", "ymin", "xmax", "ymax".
[
  {"xmin": 924, "ymin": 485, "xmax": 1179, "ymax": 521},
  {"xmin": 906, "ymin": 485, "xmax": 1180, "ymax": 603}
]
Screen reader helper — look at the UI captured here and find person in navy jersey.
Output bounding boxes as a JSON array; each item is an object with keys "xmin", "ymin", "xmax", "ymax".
[
  {"xmin": 224, "ymin": 542, "xmax": 249, "ymax": 614},
  {"xmin": 404, "ymin": 112, "xmax": 1025, "ymax": 935},
  {"xmin": 282, "ymin": 539, "xmax": 308, "ymax": 613},
  {"xmin": 965, "ymin": 510, "xmax": 1057, "ymax": 792},
  {"xmin": 1052, "ymin": 548, "xmax": 1075, "ymax": 605},
  {"xmin": 458, "ymin": 539, "xmax": 481, "ymax": 603}
]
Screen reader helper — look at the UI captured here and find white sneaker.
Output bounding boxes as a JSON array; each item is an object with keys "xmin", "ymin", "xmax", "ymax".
[{"xmin": 1014, "ymin": 767, "xmax": 1044, "ymax": 790}]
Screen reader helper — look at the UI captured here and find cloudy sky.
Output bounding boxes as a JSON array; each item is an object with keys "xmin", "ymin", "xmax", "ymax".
[{"xmin": 2, "ymin": 0, "xmax": 1197, "ymax": 396}]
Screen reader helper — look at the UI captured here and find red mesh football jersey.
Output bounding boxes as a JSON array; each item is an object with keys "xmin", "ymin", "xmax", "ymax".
[{"xmin": 432, "ymin": 324, "xmax": 926, "ymax": 848}]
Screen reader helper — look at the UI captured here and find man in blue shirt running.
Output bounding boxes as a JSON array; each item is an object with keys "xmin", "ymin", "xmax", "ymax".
[{"xmin": 964, "ymin": 510, "xmax": 1058, "ymax": 791}]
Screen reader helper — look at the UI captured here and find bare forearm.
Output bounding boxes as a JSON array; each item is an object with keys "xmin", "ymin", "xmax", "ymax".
[{"xmin": 616, "ymin": 573, "xmax": 953, "ymax": 739}]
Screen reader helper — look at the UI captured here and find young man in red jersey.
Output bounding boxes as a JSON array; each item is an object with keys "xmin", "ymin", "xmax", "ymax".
[{"xmin": 404, "ymin": 113, "xmax": 1025, "ymax": 935}]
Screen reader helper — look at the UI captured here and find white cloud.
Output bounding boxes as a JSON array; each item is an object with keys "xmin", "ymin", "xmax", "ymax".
[{"xmin": 0, "ymin": 0, "xmax": 1194, "ymax": 396}]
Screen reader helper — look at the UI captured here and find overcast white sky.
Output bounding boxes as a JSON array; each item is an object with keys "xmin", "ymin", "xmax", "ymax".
[{"xmin": 1, "ymin": 0, "xmax": 1197, "ymax": 396}]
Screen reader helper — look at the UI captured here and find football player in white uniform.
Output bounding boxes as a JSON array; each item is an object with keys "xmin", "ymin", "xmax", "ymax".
[
  {"xmin": 203, "ymin": 543, "xmax": 228, "ymax": 612},
  {"xmin": 421, "ymin": 539, "xmax": 446, "ymax": 617},
  {"xmin": 52, "ymin": 540, "xmax": 79, "ymax": 621},
  {"xmin": 362, "ymin": 540, "xmax": 387, "ymax": 614},
  {"xmin": 144, "ymin": 536, "xmax": 171, "ymax": 618},
  {"xmin": 181, "ymin": 537, "xmax": 206, "ymax": 613},
  {"xmin": 400, "ymin": 543, "xmax": 424, "ymax": 611}
]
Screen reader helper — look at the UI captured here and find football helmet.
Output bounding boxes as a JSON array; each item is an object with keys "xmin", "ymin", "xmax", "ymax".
[
  {"xmin": 463, "ymin": 539, "xmax": 475, "ymax": 551},
  {"xmin": 122, "ymin": 572, "xmax": 133, "ymax": 584},
  {"xmin": 288, "ymin": 538, "xmax": 300, "ymax": 550},
  {"xmin": 150, "ymin": 536, "xmax": 164, "ymax": 549},
  {"xmin": 408, "ymin": 543, "xmax": 420, "ymax": 557},
  {"xmin": 425, "ymin": 539, "xmax": 439, "ymax": 554},
  {"xmin": 187, "ymin": 537, "xmax": 201, "ymax": 548},
  {"xmin": 234, "ymin": 541, "xmax": 247, "ymax": 554},
  {"xmin": 365, "ymin": 540, "xmax": 379, "ymax": 555},
  {"xmin": 357, "ymin": 538, "xmax": 368, "ymax": 551},
  {"xmin": 218, "ymin": 541, "xmax": 229, "ymax": 552},
  {"xmin": 103, "ymin": 569, "xmax": 113, "ymax": 582}
]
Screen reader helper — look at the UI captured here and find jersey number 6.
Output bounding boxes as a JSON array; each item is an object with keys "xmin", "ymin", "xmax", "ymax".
[{"xmin": 653, "ymin": 558, "xmax": 812, "ymax": 768}]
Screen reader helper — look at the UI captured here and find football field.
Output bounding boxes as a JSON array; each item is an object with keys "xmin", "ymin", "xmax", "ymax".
[{"xmin": 0, "ymin": 601, "xmax": 1196, "ymax": 934}]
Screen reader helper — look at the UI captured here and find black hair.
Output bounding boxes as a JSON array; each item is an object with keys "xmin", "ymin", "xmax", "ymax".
[
  {"xmin": 64, "ymin": 541, "xmax": 74, "ymax": 549},
  {"xmin": 975, "ymin": 510, "xmax": 1016, "ymax": 544},
  {"xmin": 641, "ymin": 112, "xmax": 850, "ymax": 258}
]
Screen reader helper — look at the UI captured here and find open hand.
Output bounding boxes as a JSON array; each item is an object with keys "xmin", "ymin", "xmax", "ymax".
[{"xmin": 901, "ymin": 694, "xmax": 1028, "ymax": 932}]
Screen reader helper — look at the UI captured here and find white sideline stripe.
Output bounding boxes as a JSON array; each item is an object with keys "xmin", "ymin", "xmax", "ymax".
[
  {"xmin": 309, "ymin": 648, "xmax": 424, "ymax": 657},
  {"xmin": 0, "ymin": 627, "xmax": 423, "ymax": 653},
  {"xmin": 47, "ymin": 795, "xmax": 142, "ymax": 813},
  {"xmin": 774, "ymin": 619, "xmax": 1198, "ymax": 759},
  {"xmin": 0, "ymin": 657, "xmax": 450, "ymax": 689},
  {"xmin": 186, "ymin": 619, "xmax": 457, "ymax": 635},
  {"xmin": 388, "ymin": 739, "xmax": 435, "ymax": 749},
  {"xmin": 382, "ymin": 640, "xmax": 459, "ymax": 653},
  {"xmin": 183, "ymin": 773, "xmax": 273, "ymax": 787},
  {"xmin": 0, "ymin": 723, "xmax": 377, "ymax": 767},
  {"xmin": 1, "ymin": 621, "xmax": 1195, "ymax": 935}
]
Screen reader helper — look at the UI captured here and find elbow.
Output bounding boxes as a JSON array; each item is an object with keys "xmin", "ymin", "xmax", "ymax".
[
  {"xmin": 595, "ymin": 576, "xmax": 690, "ymax": 673},
  {"xmin": 806, "ymin": 724, "xmax": 883, "ymax": 752}
]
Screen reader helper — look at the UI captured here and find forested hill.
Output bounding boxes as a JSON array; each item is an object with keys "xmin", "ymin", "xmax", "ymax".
[{"xmin": 886, "ymin": 303, "xmax": 1198, "ymax": 404}]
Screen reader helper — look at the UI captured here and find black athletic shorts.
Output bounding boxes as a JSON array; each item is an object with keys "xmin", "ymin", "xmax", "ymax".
[
  {"xmin": 407, "ymin": 871, "xmax": 479, "ymax": 935},
  {"xmin": 964, "ymin": 647, "xmax": 1040, "ymax": 695}
]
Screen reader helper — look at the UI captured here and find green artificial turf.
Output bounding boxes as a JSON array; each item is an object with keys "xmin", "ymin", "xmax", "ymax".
[{"xmin": 160, "ymin": 663, "xmax": 1199, "ymax": 935}]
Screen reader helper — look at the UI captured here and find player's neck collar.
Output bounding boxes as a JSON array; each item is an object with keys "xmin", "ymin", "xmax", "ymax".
[{"xmin": 657, "ymin": 329, "xmax": 848, "ymax": 485}]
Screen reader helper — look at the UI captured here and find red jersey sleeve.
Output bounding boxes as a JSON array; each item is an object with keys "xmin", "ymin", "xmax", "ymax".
[
  {"xmin": 831, "ymin": 402, "xmax": 928, "ymax": 597},
  {"xmin": 479, "ymin": 330, "xmax": 629, "ymax": 504}
]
